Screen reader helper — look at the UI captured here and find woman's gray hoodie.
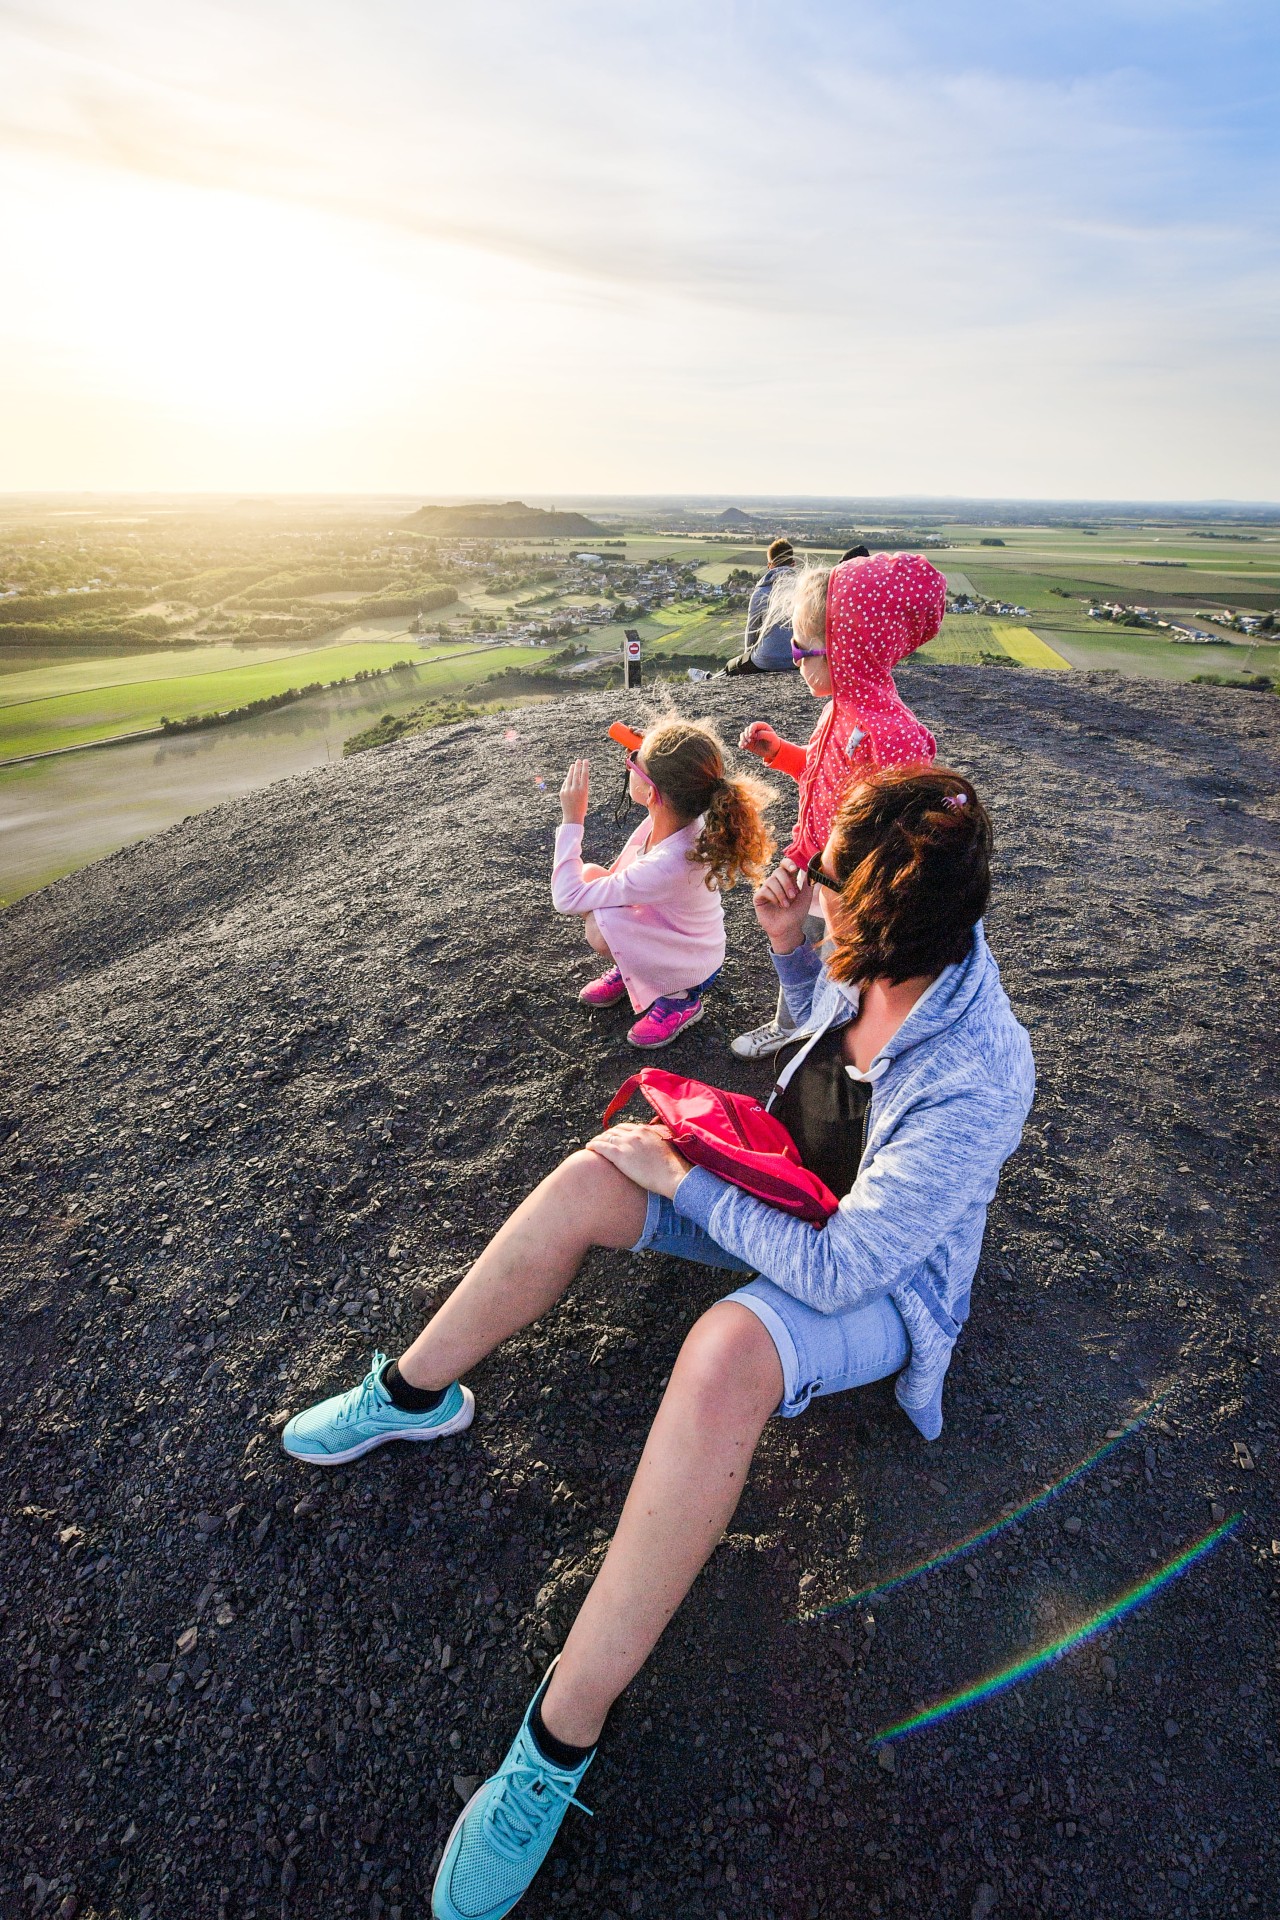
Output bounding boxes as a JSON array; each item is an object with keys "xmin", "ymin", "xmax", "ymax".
[{"xmin": 671, "ymin": 926, "xmax": 1035, "ymax": 1439}]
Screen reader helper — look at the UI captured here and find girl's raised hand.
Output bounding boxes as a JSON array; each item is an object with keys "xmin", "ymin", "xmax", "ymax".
[
  {"xmin": 586, "ymin": 1121, "xmax": 691, "ymax": 1198},
  {"xmin": 739, "ymin": 722, "xmax": 780, "ymax": 760},
  {"xmin": 559, "ymin": 757, "xmax": 591, "ymax": 826}
]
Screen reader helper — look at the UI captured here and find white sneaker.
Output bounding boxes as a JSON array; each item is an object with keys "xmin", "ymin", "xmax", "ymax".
[{"xmin": 730, "ymin": 1020, "xmax": 794, "ymax": 1059}]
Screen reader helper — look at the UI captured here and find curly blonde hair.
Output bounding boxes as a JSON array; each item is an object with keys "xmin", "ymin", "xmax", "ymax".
[{"xmin": 639, "ymin": 718, "xmax": 777, "ymax": 891}]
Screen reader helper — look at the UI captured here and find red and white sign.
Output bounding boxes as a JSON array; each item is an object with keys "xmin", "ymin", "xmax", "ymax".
[{"xmin": 625, "ymin": 638, "xmax": 641, "ymax": 659}]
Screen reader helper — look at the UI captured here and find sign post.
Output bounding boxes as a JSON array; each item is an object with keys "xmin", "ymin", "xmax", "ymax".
[{"xmin": 622, "ymin": 627, "xmax": 642, "ymax": 690}]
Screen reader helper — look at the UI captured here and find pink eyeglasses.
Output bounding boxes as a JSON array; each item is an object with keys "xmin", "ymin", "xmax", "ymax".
[
  {"xmin": 790, "ymin": 639, "xmax": 827, "ymax": 662},
  {"xmin": 626, "ymin": 751, "xmax": 658, "ymax": 794}
]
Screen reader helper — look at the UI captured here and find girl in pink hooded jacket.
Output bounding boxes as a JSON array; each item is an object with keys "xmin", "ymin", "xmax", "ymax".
[{"xmin": 732, "ymin": 551, "xmax": 945, "ymax": 1057}]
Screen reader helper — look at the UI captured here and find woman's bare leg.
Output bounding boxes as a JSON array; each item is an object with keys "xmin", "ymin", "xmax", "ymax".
[
  {"xmin": 396, "ymin": 1151, "xmax": 647, "ymax": 1391},
  {"xmin": 540, "ymin": 1301, "xmax": 783, "ymax": 1746}
]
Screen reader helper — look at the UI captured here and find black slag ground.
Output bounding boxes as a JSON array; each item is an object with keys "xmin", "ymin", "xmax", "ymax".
[{"xmin": 1, "ymin": 667, "xmax": 1277, "ymax": 1920}]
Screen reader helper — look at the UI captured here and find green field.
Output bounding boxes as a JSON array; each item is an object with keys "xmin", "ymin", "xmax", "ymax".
[
  {"xmin": 0, "ymin": 638, "xmax": 530, "ymax": 762},
  {"xmin": 922, "ymin": 617, "xmax": 1071, "ymax": 669},
  {"xmin": 931, "ymin": 524, "xmax": 1280, "ymax": 684},
  {"xmin": 0, "ymin": 634, "xmax": 364, "ymax": 706},
  {"xmin": 379, "ymin": 645, "xmax": 536, "ymax": 701},
  {"xmin": 642, "ymin": 606, "xmax": 746, "ymax": 657},
  {"xmin": 1048, "ymin": 627, "xmax": 1280, "ymax": 681}
]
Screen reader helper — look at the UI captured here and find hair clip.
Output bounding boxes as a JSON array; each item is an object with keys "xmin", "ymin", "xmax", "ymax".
[{"xmin": 942, "ymin": 792, "xmax": 969, "ymax": 810}]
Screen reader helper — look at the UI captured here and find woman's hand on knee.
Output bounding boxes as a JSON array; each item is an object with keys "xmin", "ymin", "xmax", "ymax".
[{"xmin": 586, "ymin": 1123, "xmax": 690, "ymax": 1198}]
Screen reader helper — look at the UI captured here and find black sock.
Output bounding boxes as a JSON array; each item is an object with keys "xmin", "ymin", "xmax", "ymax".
[
  {"xmin": 380, "ymin": 1359, "xmax": 446, "ymax": 1413},
  {"xmin": 530, "ymin": 1696, "xmax": 596, "ymax": 1771}
]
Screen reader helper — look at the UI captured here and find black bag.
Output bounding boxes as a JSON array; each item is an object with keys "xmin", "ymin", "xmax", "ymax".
[{"xmin": 769, "ymin": 1025, "xmax": 872, "ymax": 1202}]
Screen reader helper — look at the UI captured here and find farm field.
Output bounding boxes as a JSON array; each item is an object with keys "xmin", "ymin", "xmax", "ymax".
[
  {"xmin": 932, "ymin": 523, "xmax": 1280, "ymax": 685},
  {"xmin": 942, "ymin": 528, "xmax": 1280, "ymax": 602},
  {"xmin": 0, "ymin": 629, "xmax": 404, "ymax": 707},
  {"xmin": 0, "ymin": 643, "xmax": 153, "ymax": 678},
  {"xmin": 0, "ymin": 645, "xmax": 544, "ymax": 900},
  {"xmin": 0, "ymin": 637, "xmax": 526, "ymax": 762},
  {"xmin": 643, "ymin": 605, "xmax": 746, "ymax": 657},
  {"xmin": 922, "ymin": 617, "xmax": 1071, "ymax": 669},
  {"xmin": 1043, "ymin": 627, "xmax": 1280, "ymax": 682}
]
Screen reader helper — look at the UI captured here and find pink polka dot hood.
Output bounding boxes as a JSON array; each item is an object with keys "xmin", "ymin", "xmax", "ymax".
[{"xmin": 786, "ymin": 551, "xmax": 945, "ymax": 864}]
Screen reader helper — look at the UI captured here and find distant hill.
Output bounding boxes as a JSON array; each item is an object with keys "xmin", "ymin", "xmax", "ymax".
[
  {"xmin": 403, "ymin": 500, "xmax": 603, "ymax": 537},
  {"xmin": 715, "ymin": 507, "xmax": 761, "ymax": 527}
]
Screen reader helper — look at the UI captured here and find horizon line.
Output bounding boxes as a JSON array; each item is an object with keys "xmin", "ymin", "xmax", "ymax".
[{"xmin": 2, "ymin": 490, "xmax": 1279, "ymax": 512}]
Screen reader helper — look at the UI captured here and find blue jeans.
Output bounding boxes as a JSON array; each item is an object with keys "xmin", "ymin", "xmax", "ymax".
[{"xmin": 632, "ymin": 1193, "xmax": 910, "ymax": 1420}]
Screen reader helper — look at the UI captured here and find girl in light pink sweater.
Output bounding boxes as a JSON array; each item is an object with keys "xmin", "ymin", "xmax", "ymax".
[{"xmin": 552, "ymin": 718, "xmax": 776, "ymax": 1049}]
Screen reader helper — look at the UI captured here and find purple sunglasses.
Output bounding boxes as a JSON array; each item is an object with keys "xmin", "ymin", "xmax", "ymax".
[{"xmin": 790, "ymin": 639, "xmax": 827, "ymax": 662}]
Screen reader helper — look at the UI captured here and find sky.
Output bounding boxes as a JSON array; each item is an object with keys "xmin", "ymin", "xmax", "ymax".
[{"xmin": 1, "ymin": 0, "xmax": 1278, "ymax": 499}]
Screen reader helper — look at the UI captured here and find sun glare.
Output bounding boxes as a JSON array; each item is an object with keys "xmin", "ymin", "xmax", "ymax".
[{"xmin": 6, "ymin": 164, "xmax": 424, "ymax": 431}]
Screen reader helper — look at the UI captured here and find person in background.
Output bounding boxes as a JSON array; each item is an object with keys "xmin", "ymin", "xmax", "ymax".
[
  {"xmin": 730, "ymin": 549, "xmax": 946, "ymax": 1058},
  {"xmin": 722, "ymin": 536, "xmax": 797, "ymax": 675}
]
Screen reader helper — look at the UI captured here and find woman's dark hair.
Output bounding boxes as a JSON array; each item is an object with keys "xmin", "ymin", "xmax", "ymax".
[{"xmin": 824, "ymin": 765, "xmax": 992, "ymax": 986}]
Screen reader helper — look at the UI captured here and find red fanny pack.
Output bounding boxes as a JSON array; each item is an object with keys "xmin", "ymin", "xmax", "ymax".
[{"xmin": 602, "ymin": 1069, "xmax": 839, "ymax": 1226}]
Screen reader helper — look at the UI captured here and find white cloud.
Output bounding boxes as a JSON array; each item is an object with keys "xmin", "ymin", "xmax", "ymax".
[{"xmin": 0, "ymin": 0, "xmax": 1276, "ymax": 494}]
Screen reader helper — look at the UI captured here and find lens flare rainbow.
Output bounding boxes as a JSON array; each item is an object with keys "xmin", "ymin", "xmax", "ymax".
[
  {"xmin": 799, "ymin": 1398, "xmax": 1162, "ymax": 1623},
  {"xmin": 872, "ymin": 1513, "xmax": 1240, "ymax": 1746}
]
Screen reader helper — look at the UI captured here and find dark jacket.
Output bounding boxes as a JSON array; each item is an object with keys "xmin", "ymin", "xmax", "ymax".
[{"xmin": 742, "ymin": 564, "xmax": 795, "ymax": 672}]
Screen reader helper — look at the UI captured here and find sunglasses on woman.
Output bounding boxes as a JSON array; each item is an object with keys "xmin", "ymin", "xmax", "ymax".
[
  {"xmin": 790, "ymin": 640, "xmax": 827, "ymax": 663},
  {"xmin": 804, "ymin": 852, "xmax": 842, "ymax": 892}
]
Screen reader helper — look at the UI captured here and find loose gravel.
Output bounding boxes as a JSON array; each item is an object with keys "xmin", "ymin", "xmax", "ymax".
[{"xmin": 2, "ymin": 666, "xmax": 1277, "ymax": 1920}]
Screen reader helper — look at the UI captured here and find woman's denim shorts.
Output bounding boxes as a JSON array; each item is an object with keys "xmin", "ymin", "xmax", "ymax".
[{"xmin": 631, "ymin": 1192, "xmax": 909, "ymax": 1420}]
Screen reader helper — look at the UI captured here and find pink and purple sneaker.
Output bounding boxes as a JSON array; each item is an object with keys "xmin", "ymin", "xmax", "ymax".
[
  {"xmin": 628, "ymin": 992, "xmax": 705, "ymax": 1049},
  {"xmin": 579, "ymin": 965, "xmax": 628, "ymax": 1008}
]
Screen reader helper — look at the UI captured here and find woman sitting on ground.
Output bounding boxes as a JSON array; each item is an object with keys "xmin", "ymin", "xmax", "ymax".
[
  {"xmin": 282, "ymin": 765, "xmax": 1036, "ymax": 1920},
  {"xmin": 722, "ymin": 534, "xmax": 797, "ymax": 675}
]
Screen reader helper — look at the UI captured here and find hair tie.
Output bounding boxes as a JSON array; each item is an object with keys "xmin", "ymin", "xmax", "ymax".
[{"xmin": 943, "ymin": 792, "xmax": 969, "ymax": 811}]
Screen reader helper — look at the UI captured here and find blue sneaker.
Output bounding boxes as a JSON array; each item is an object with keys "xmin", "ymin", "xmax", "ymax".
[
  {"xmin": 432, "ymin": 1660, "xmax": 594, "ymax": 1920},
  {"xmin": 281, "ymin": 1350, "xmax": 474, "ymax": 1466}
]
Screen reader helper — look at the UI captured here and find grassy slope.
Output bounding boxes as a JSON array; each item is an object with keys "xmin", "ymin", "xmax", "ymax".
[
  {"xmin": 0, "ymin": 637, "xmax": 368, "ymax": 706},
  {"xmin": 643, "ymin": 607, "xmax": 745, "ymax": 657},
  {"xmin": 0, "ymin": 642, "xmax": 533, "ymax": 760}
]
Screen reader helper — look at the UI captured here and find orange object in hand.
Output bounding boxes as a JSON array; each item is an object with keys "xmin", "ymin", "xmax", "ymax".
[{"xmin": 608, "ymin": 722, "xmax": 644, "ymax": 751}]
